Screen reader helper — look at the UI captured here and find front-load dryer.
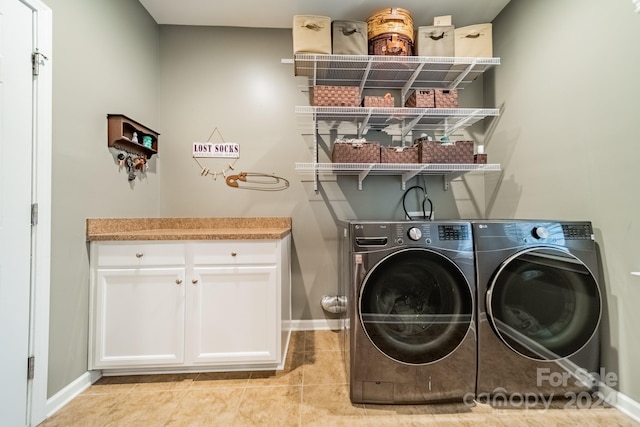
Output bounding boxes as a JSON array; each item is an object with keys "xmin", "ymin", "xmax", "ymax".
[
  {"xmin": 347, "ymin": 220, "xmax": 476, "ymax": 404},
  {"xmin": 473, "ymin": 220, "xmax": 602, "ymax": 398}
]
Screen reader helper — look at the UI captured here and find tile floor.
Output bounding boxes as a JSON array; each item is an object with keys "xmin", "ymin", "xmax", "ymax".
[{"xmin": 39, "ymin": 330, "xmax": 640, "ymax": 427}]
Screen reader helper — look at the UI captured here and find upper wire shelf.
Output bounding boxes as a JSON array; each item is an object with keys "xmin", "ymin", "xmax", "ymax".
[{"xmin": 293, "ymin": 54, "xmax": 500, "ymax": 90}]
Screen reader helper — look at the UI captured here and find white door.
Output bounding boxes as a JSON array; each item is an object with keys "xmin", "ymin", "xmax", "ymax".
[{"xmin": 0, "ymin": 0, "xmax": 36, "ymax": 425}]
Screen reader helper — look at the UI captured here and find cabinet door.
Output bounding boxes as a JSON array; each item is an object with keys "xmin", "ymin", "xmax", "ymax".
[
  {"xmin": 187, "ymin": 265, "xmax": 278, "ymax": 365},
  {"xmin": 91, "ymin": 268, "xmax": 185, "ymax": 369}
]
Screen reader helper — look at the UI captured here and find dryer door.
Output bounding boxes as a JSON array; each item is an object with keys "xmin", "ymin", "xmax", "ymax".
[
  {"xmin": 487, "ymin": 247, "xmax": 601, "ymax": 361},
  {"xmin": 359, "ymin": 248, "xmax": 473, "ymax": 365}
]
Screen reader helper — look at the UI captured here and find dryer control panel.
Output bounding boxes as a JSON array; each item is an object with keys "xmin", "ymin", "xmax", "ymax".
[{"xmin": 350, "ymin": 221, "xmax": 472, "ymax": 251}]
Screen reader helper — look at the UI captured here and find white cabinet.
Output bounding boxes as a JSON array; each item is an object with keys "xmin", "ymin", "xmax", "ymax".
[
  {"xmin": 186, "ymin": 241, "xmax": 281, "ymax": 366},
  {"xmin": 93, "ymin": 267, "xmax": 186, "ymax": 367},
  {"xmin": 290, "ymin": 53, "xmax": 502, "ymax": 190},
  {"xmin": 89, "ymin": 237, "xmax": 291, "ymax": 373},
  {"xmin": 189, "ymin": 265, "xmax": 277, "ymax": 365}
]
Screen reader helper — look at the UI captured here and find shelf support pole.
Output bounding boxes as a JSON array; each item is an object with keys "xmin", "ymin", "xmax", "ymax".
[{"xmin": 313, "ymin": 111, "xmax": 319, "ymax": 192}]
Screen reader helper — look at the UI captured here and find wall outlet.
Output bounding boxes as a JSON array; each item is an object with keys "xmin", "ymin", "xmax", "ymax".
[{"xmin": 405, "ymin": 211, "xmax": 434, "ymax": 220}]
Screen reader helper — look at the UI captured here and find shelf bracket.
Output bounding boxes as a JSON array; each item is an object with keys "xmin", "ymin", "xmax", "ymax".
[
  {"xmin": 448, "ymin": 59, "xmax": 477, "ymax": 90},
  {"xmin": 402, "ymin": 110, "xmax": 426, "ymax": 139},
  {"xmin": 402, "ymin": 63, "xmax": 425, "ymax": 103},
  {"xmin": 444, "ymin": 109, "xmax": 483, "ymax": 137},
  {"xmin": 358, "ymin": 59, "xmax": 374, "ymax": 98},
  {"xmin": 358, "ymin": 110, "xmax": 373, "ymax": 138},
  {"xmin": 358, "ymin": 164, "xmax": 375, "ymax": 190},
  {"xmin": 402, "ymin": 166, "xmax": 427, "ymax": 190},
  {"xmin": 443, "ymin": 171, "xmax": 466, "ymax": 191}
]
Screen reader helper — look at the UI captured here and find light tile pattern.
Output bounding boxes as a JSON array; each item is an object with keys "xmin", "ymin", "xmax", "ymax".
[{"xmin": 39, "ymin": 330, "xmax": 640, "ymax": 427}]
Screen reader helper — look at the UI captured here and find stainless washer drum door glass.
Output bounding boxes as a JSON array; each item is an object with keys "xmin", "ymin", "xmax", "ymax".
[
  {"xmin": 359, "ymin": 248, "xmax": 473, "ymax": 365},
  {"xmin": 487, "ymin": 247, "xmax": 601, "ymax": 361}
]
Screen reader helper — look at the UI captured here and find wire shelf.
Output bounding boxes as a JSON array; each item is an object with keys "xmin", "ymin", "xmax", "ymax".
[
  {"xmin": 293, "ymin": 54, "xmax": 500, "ymax": 90},
  {"xmin": 295, "ymin": 106, "xmax": 499, "ymax": 137}
]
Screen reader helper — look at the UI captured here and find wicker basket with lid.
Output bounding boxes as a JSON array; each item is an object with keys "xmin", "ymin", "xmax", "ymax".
[
  {"xmin": 367, "ymin": 8, "xmax": 414, "ymax": 56},
  {"xmin": 367, "ymin": 7, "xmax": 414, "ymax": 41}
]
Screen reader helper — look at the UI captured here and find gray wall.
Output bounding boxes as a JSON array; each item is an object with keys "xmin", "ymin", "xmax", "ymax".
[
  {"xmin": 44, "ymin": 0, "xmax": 160, "ymax": 397},
  {"xmin": 43, "ymin": 0, "xmax": 640, "ymax": 407},
  {"xmin": 156, "ymin": 25, "xmax": 485, "ymax": 323},
  {"xmin": 488, "ymin": 0, "xmax": 640, "ymax": 402}
]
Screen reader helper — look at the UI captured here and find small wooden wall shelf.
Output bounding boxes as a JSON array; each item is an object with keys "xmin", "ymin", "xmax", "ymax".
[{"xmin": 107, "ymin": 114, "xmax": 159, "ymax": 158}]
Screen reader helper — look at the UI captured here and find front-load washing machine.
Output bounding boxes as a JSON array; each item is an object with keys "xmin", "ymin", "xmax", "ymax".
[
  {"xmin": 345, "ymin": 220, "xmax": 476, "ymax": 404},
  {"xmin": 473, "ymin": 220, "xmax": 602, "ymax": 398}
]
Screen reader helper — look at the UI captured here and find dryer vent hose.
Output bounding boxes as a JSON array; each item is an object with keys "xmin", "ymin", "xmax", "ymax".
[{"xmin": 321, "ymin": 295, "xmax": 347, "ymax": 314}]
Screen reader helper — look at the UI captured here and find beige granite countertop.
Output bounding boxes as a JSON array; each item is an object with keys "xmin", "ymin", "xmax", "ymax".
[{"xmin": 86, "ymin": 217, "xmax": 291, "ymax": 241}]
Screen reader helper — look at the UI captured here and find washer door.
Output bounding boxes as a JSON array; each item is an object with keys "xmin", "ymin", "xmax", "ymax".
[
  {"xmin": 359, "ymin": 248, "xmax": 473, "ymax": 365},
  {"xmin": 487, "ymin": 247, "xmax": 601, "ymax": 361}
]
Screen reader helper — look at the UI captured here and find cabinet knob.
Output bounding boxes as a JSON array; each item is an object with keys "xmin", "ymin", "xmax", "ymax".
[
  {"xmin": 192, "ymin": 279, "xmax": 199, "ymax": 285},
  {"xmin": 176, "ymin": 279, "xmax": 183, "ymax": 285},
  {"xmin": 135, "ymin": 252, "xmax": 144, "ymax": 258},
  {"xmin": 231, "ymin": 252, "xmax": 237, "ymax": 257}
]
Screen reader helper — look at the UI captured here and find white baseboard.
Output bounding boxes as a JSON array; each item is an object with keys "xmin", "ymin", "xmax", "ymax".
[
  {"xmin": 45, "ymin": 370, "xmax": 101, "ymax": 418},
  {"xmin": 290, "ymin": 318, "xmax": 342, "ymax": 331},
  {"xmin": 600, "ymin": 384, "xmax": 640, "ymax": 423}
]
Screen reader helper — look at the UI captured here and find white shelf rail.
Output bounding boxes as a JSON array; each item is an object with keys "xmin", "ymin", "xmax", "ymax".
[{"xmin": 295, "ymin": 162, "xmax": 501, "ymax": 190}]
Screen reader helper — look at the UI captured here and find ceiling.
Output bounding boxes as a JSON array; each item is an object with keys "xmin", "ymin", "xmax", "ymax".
[{"xmin": 138, "ymin": 0, "xmax": 511, "ymax": 29}]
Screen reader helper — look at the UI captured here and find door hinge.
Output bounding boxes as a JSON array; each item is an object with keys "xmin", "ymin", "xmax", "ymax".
[
  {"xmin": 27, "ymin": 356, "xmax": 35, "ymax": 380},
  {"xmin": 31, "ymin": 49, "xmax": 48, "ymax": 77},
  {"xmin": 31, "ymin": 203, "xmax": 38, "ymax": 225}
]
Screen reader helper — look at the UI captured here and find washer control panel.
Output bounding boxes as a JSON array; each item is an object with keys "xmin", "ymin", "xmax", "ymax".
[
  {"xmin": 562, "ymin": 223, "xmax": 593, "ymax": 240},
  {"xmin": 438, "ymin": 224, "xmax": 471, "ymax": 241}
]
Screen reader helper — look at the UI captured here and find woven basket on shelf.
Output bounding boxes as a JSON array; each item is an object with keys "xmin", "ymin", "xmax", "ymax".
[
  {"xmin": 474, "ymin": 154, "xmax": 488, "ymax": 164},
  {"xmin": 417, "ymin": 139, "xmax": 474, "ymax": 164},
  {"xmin": 332, "ymin": 141, "xmax": 380, "ymax": 163},
  {"xmin": 368, "ymin": 33, "xmax": 413, "ymax": 56},
  {"xmin": 405, "ymin": 89, "xmax": 435, "ymax": 108},
  {"xmin": 434, "ymin": 89, "xmax": 459, "ymax": 108},
  {"xmin": 380, "ymin": 145, "xmax": 419, "ymax": 163},
  {"xmin": 364, "ymin": 95, "xmax": 394, "ymax": 107},
  {"xmin": 311, "ymin": 86, "xmax": 360, "ymax": 107}
]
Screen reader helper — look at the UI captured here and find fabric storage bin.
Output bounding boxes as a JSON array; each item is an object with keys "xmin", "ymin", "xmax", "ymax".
[
  {"xmin": 416, "ymin": 26, "xmax": 455, "ymax": 57},
  {"xmin": 311, "ymin": 86, "xmax": 360, "ymax": 106},
  {"xmin": 367, "ymin": 7, "xmax": 414, "ymax": 56},
  {"xmin": 293, "ymin": 15, "xmax": 332, "ymax": 54},
  {"xmin": 332, "ymin": 20, "xmax": 367, "ymax": 55},
  {"xmin": 364, "ymin": 95, "xmax": 394, "ymax": 107},
  {"xmin": 381, "ymin": 145, "xmax": 419, "ymax": 163},
  {"xmin": 417, "ymin": 139, "xmax": 474, "ymax": 163},
  {"xmin": 405, "ymin": 89, "xmax": 435, "ymax": 108},
  {"xmin": 434, "ymin": 89, "xmax": 458, "ymax": 108},
  {"xmin": 332, "ymin": 141, "xmax": 380, "ymax": 163},
  {"xmin": 454, "ymin": 23, "xmax": 493, "ymax": 57},
  {"xmin": 474, "ymin": 154, "xmax": 488, "ymax": 164}
]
